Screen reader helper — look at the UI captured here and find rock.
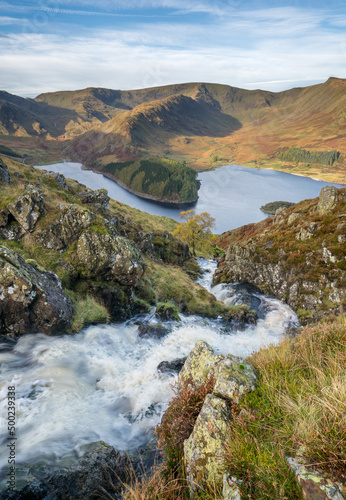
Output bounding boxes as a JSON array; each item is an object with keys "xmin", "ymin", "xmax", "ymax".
[
  {"xmin": 139, "ymin": 231, "xmax": 191, "ymax": 265},
  {"xmin": 178, "ymin": 340, "xmax": 222, "ymax": 388},
  {"xmin": 317, "ymin": 186, "xmax": 338, "ymax": 215},
  {"xmin": 0, "ymin": 157, "xmax": 12, "ymax": 184},
  {"xmin": 5, "ymin": 442, "xmax": 133, "ymax": 500},
  {"xmin": 182, "ymin": 342, "xmax": 257, "ymax": 495},
  {"xmin": 296, "ymin": 228, "xmax": 313, "ymax": 241},
  {"xmin": 213, "ymin": 356, "xmax": 257, "ymax": 404},
  {"xmin": 0, "ymin": 246, "xmax": 72, "ymax": 335},
  {"xmin": 288, "ymin": 212, "xmax": 302, "ymax": 225},
  {"xmin": 35, "ymin": 204, "xmax": 96, "ymax": 250},
  {"xmin": 184, "ymin": 394, "xmax": 232, "ymax": 493},
  {"xmin": 157, "ymin": 357, "xmax": 187, "ymax": 373},
  {"xmin": 138, "ymin": 324, "xmax": 169, "ymax": 339},
  {"xmin": 0, "ymin": 220, "xmax": 26, "ymax": 241},
  {"xmin": 77, "ymin": 188, "xmax": 109, "ymax": 211},
  {"xmin": 7, "ymin": 186, "xmax": 44, "ymax": 232},
  {"xmin": 88, "ymin": 282, "xmax": 134, "ymax": 321},
  {"xmin": 287, "ymin": 456, "xmax": 345, "ymax": 500},
  {"xmin": 155, "ymin": 302, "xmax": 181, "ymax": 321},
  {"xmin": 76, "ymin": 230, "xmax": 144, "ymax": 286},
  {"xmin": 223, "ymin": 474, "xmax": 242, "ymax": 500}
]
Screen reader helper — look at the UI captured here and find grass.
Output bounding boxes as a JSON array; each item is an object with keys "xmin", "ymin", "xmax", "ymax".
[
  {"xmin": 144, "ymin": 260, "xmax": 249, "ymax": 319},
  {"xmin": 223, "ymin": 316, "xmax": 346, "ymax": 498},
  {"xmin": 68, "ymin": 294, "xmax": 110, "ymax": 332}
]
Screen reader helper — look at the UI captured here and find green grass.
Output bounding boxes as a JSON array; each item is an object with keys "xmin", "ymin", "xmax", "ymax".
[{"xmin": 68, "ymin": 294, "xmax": 110, "ymax": 332}]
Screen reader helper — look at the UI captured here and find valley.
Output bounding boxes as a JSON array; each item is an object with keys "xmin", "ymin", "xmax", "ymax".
[{"xmin": 0, "ymin": 77, "xmax": 345, "ymax": 185}]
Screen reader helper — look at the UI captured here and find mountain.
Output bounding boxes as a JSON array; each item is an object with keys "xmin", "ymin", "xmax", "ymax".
[{"xmin": 0, "ymin": 78, "xmax": 345, "ymax": 181}]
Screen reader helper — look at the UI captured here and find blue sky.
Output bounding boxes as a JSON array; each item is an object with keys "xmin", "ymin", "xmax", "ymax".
[{"xmin": 0, "ymin": 0, "xmax": 345, "ymax": 97}]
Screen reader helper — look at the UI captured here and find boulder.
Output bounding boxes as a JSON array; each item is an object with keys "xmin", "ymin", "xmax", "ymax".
[
  {"xmin": 0, "ymin": 246, "xmax": 72, "ymax": 335},
  {"xmin": 155, "ymin": 302, "xmax": 181, "ymax": 321},
  {"xmin": 317, "ymin": 186, "xmax": 338, "ymax": 215},
  {"xmin": 178, "ymin": 340, "xmax": 222, "ymax": 388},
  {"xmin": 77, "ymin": 188, "xmax": 110, "ymax": 211},
  {"xmin": 44, "ymin": 171, "xmax": 69, "ymax": 191},
  {"xmin": 223, "ymin": 474, "xmax": 242, "ymax": 500},
  {"xmin": 287, "ymin": 456, "xmax": 345, "ymax": 500},
  {"xmin": 213, "ymin": 356, "xmax": 257, "ymax": 404},
  {"xmin": 35, "ymin": 204, "xmax": 96, "ymax": 250},
  {"xmin": 181, "ymin": 342, "xmax": 257, "ymax": 495},
  {"xmin": 184, "ymin": 394, "xmax": 232, "ymax": 493},
  {"xmin": 0, "ymin": 157, "xmax": 12, "ymax": 184},
  {"xmin": 157, "ymin": 357, "xmax": 187, "ymax": 373},
  {"xmin": 0, "ymin": 442, "xmax": 133, "ymax": 500},
  {"xmin": 138, "ymin": 324, "xmax": 169, "ymax": 339},
  {"xmin": 7, "ymin": 186, "xmax": 44, "ymax": 232},
  {"xmin": 40, "ymin": 443, "xmax": 132, "ymax": 499},
  {"xmin": 76, "ymin": 230, "xmax": 144, "ymax": 286}
]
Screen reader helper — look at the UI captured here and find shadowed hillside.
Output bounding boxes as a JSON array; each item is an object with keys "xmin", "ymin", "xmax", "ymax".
[{"xmin": 0, "ymin": 78, "xmax": 345, "ymax": 181}]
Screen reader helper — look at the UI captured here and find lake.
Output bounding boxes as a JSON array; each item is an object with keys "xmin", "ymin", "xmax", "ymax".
[{"xmin": 35, "ymin": 162, "xmax": 344, "ymax": 233}]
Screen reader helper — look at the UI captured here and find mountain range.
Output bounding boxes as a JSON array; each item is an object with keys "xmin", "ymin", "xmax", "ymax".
[{"xmin": 0, "ymin": 77, "xmax": 345, "ymax": 181}]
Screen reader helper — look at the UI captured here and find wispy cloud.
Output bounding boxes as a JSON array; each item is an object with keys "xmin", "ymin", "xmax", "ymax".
[{"xmin": 0, "ymin": 4, "xmax": 345, "ymax": 96}]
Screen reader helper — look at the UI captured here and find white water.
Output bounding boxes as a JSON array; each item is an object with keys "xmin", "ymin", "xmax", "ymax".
[{"xmin": 0, "ymin": 260, "xmax": 298, "ymax": 478}]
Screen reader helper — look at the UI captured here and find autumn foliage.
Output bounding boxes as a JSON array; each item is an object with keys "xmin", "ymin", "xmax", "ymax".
[{"xmin": 173, "ymin": 210, "xmax": 216, "ymax": 256}]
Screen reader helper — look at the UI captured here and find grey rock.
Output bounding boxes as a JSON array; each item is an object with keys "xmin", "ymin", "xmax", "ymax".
[
  {"xmin": 78, "ymin": 188, "xmax": 110, "ymax": 211},
  {"xmin": 35, "ymin": 204, "xmax": 96, "ymax": 250},
  {"xmin": 0, "ymin": 246, "xmax": 72, "ymax": 335},
  {"xmin": 7, "ymin": 186, "xmax": 44, "ymax": 232},
  {"xmin": 76, "ymin": 230, "xmax": 144, "ymax": 286},
  {"xmin": 317, "ymin": 186, "xmax": 338, "ymax": 215}
]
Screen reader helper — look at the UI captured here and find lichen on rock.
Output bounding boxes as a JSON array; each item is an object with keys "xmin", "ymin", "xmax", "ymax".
[
  {"xmin": 76, "ymin": 230, "xmax": 144, "ymax": 286},
  {"xmin": 0, "ymin": 246, "xmax": 72, "ymax": 336}
]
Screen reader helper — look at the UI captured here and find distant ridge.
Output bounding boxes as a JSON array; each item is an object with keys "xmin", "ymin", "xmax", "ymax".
[{"xmin": 0, "ymin": 78, "xmax": 345, "ymax": 181}]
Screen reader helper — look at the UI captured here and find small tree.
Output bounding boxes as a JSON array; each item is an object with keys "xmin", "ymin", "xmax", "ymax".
[{"xmin": 173, "ymin": 210, "xmax": 216, "ymax": 256}]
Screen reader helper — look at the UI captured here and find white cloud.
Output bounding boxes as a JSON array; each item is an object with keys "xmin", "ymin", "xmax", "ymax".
[{"xmin": 0, "ymin": 5, "xmax": 345, "ymax": 96}]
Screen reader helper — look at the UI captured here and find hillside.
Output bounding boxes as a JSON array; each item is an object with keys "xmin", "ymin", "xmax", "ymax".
[
  {"xmin": 215, "ymin": 185, "xmax": 346, "ymax": 323},
  {"xmin": 0, "ymin": 78, "xmax": 345, "ymax": 181}
]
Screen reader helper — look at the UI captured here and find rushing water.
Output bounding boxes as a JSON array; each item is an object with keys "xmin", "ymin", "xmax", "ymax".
[
  {"xmin": 35, "ymin": 162, "xmax": 344, "ymax": 233},
  {"xmin": 0, "ymin": 260, "xmax": 298, "ymax": 480}
]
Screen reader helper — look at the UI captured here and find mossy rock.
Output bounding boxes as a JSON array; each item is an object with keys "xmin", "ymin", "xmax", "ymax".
[{"xmin": 155, "ymin": 302, "xmax": 181, "ymax": 321}]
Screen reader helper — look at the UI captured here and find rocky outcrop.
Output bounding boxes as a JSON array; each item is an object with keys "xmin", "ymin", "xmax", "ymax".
[
  {"xmin": 7, "ymin": 186, "xmax": 44, "ymax": 232},
  {"xmin": 76, "ymin": 230, "xmax": 144, "ymax": 286},
  {"xmin": 0, "ymin": 157, "xmax": 12, "ymax": 184},
  {"xmin": 35, "ymin": 204, "xmax": 96, "ymax": 250},
  {"xmin": 139, "ymin": 231, "xmax": 190, "ymax": 266},
  {"xmin": 215, "ymin": 187, "xmax": 346, "ymax": 322},
  {"xmin": 0, "ymin": 442, "xmax": 133, "ymax": 500},
  {"xmin": 77, "ymin": 188, "xmax": 110, "ymax": 211},
  {"xmin": 180, "ymin": 341, "xmax": 257, "ymax": 495},
  {"xmin": 317, "ymin": 185, "xmax": 338, "ymax": 215},
  {"xmin": 287, "ymin": 456, "xmax": 345, "ymax": 500},
  {"xmin": 0, "ymin": 246, "xmax": 72, "ymax": 335},
  {"xmin": 0, "ymin": 186, "xmax": 44, "ymax": 240}
]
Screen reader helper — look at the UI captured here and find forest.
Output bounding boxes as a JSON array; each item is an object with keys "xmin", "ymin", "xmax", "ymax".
[
  {"xmin": 102, "ymin": 158, "xmax": 199, "ymax": 203},
  {"xmin": 277, "ymin": 147, "xmax": 340, "ymax": 166}
]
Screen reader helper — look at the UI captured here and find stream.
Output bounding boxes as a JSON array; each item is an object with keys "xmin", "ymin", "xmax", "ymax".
[{"xmin": 0, "ymin": 259, "xmax": 298, "ymax": 484}]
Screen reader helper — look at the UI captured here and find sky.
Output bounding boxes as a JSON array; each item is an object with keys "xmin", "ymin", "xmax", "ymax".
[{"xmin": 0, "ymin": 0, "xmax": 345, "ymax": 97}]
